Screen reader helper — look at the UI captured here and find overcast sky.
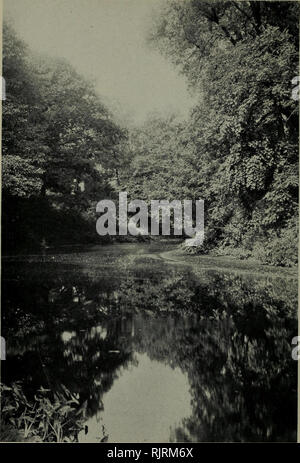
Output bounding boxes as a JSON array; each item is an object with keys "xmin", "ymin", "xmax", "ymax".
[{"xmin": 4, "ymin": 0, "xmax": 194, "ymax": 125}]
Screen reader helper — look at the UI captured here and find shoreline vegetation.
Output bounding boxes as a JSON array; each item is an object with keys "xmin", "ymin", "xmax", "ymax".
[
  {"xmin": 2, "ymin": 240, "xmax": 297, "ymax": 278},
  {"xmin": 0, "ymin": 383, "xmax": 87, "ymax": 443}
]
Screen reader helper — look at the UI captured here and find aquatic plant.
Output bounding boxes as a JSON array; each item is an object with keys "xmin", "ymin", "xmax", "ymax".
[{"xmin": 0, "ymin": 382, "xmax": 86, "ymax": 442}]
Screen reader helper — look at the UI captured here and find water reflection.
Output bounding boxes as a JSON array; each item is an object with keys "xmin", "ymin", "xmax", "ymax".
[
  {"xmin": 79, "ymin": 352, "xmax": 192, "ymax": 443},
  {"xmin": 2, "ymin": 249, "xmax": 298, "ymax": 442}
]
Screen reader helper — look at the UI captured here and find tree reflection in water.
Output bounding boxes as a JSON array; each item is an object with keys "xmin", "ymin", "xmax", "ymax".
[{"xmin": 2, "ymin": 256, "xmax": 297, "ymax": 442}]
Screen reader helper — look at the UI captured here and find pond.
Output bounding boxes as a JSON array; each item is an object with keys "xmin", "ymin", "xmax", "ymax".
[{"xmin": 1, "ymin": 243, "xmax": 298, "ymax": 442}]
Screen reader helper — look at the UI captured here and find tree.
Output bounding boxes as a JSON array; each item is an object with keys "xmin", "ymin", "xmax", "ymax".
[
  {"xmin": 2, "ymin": 23, "xmax": 127, "ymax": 252},
  {"xmin": 134, "ymin": 0, "xmax": 299, "ymax": 264}
]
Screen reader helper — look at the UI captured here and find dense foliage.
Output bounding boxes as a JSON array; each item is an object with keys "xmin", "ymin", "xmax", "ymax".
[
  {"xmin": 121, "ymin": 1, "xmax": 299, "ymax": 265},
  {"xmin": 2, "ymin": 22, "xmax": 126, "ymax": 253},
  {"xmin": 2, "ymin": 2, "xmax": 299, "ymax": 266}
]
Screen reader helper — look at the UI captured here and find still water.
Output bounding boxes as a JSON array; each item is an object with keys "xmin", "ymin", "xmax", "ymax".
[{"xmin": 2, "ymin": 243, "xmax": 298, "ymax": 442}]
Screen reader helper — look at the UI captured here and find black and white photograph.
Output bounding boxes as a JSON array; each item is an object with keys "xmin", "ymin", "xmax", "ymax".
[{"xmin": 0, "ymin": 0, "xmax": 299, "ymax": 445}]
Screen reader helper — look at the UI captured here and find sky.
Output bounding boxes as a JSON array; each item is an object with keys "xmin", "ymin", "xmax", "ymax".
[{"xmin": 4, "ymin": 0, "xmax": 194, "ymax": 125}]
